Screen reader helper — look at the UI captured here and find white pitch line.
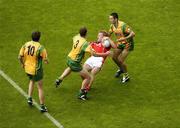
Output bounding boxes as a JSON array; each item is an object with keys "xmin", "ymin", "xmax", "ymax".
[{"xmin": 0, "ymin": 69, "xmax": 64, "ymax": 128}]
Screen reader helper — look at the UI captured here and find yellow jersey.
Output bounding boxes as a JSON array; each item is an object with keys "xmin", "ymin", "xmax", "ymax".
[
  {"xmin": 19, "ymin": 41, "xmax": 48, "ymax": 75},
  {"xmin": 109, "ymin": 20, "xmax": 132, "ymax": 44},
  {"xmin": 68, "ymin": 34, "xmax": 89, "ymax": 63}
]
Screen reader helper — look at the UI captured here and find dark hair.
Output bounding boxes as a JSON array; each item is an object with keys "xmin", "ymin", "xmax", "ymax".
[
  {"xmin": 110, "ymin": 12, "xmax": 118, "ymax": 19},
  {"xmin": 79, "ymin": 27, "xmax": 87, "ymax": 37},
  {"xmin": 32, "ymin": 31, "xmax": 41, "ymax": 42},
  {"xmin": 99, "ymin": 30, "xmax": 110, "ymax": 37}
]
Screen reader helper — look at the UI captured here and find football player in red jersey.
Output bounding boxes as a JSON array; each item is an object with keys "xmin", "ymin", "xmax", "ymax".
[
  {"xmin": 83, "ymin": 30, "xmax": 116, "ymax": 91},
  {"xmin": 55, "ymin": 30, "xmax": 112, "ymax": 97}
]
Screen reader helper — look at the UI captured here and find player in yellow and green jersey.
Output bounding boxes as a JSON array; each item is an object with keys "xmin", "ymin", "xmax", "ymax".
[
  {"xmin": 55, "ymin": 27, "xmax": 110, "ymax": 100},
  {"xmin": 109, "ymin": 13, "xmax": 135, "ymax": 83},
  {"xmin": 18, "ymin": 31, "xmax": 49, "ymax": 112}
]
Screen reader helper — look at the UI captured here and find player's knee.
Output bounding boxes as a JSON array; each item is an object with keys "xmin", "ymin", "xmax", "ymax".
[
  {"xmin": 86, "ymin": 74, "xmax": 91, "ymax": 81},
  {"xmin": 91, "ymin": 75, "xmax": 95, "ymax": 82},
  {"xmin": 38, "ymin": 86, "xmax": 43, "ymax": 92},
  {"xmin": 37, "ymin": 82, "xmax": 43, "ymax": 88},
  {"xmin": 81, "ymin": 72, "xmax": 90, "ymax": 80},
  {"xmin": 112, "ymin": 55, "xmax": 117, "ymax": 61},
  {"xmin": 87, "ymin": 74, "xmax": 91, "ymax": 79}
]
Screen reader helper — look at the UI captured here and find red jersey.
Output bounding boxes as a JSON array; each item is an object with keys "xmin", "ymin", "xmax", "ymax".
[{"xmin": 90, "ymin": 41, "xmax": 111, "ymax": 62}]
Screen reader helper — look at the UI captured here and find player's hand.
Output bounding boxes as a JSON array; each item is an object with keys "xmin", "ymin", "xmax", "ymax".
[
  {"xmin": 117, "ymin": 37, "xmax": 126, "ymax": 42},
  {"xmin": 108, "ymin": 51, "xmax": 113, "ymax": 57},
  {"xmin": 44, "ymin": 60, "xmax": 49, "ymax": 64},
  {"xmin": 105, "ymin": 51, "xmax": 112, "ymax": 57}
]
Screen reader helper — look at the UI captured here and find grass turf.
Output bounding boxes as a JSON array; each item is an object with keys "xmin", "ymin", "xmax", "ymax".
[{"xmin": 0, "ymin": 0, "xmax": 180, "ymax": 128}]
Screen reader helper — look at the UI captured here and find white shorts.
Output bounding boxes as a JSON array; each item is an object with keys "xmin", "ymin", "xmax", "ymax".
[{"xmin": 85, "ymin": 56, "xmax": 104, "ymax": 69}]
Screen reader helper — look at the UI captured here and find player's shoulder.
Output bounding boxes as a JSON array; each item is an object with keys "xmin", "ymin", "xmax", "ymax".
[
  {"xmin": 120, "ymin": 21, "xmax": 131, "ymax": 29},
  {"xmin": 73, "ymin": 34, "xmax": 87, "ymax": 43},
  {"xmin": 38, "ymin": 44, "xmax": 45, "ymax": 51},
  {"xmin": 33, "ymin": 41, "xmax": 43, "ymax": 48},
  {"xmin": 73, "ymin": 34, "xmax": 78, "ymax": 38},
  {"xmin": 119, "ymin": 20, "xmax": 127, "ymax": 26},
  {"xmin": 24, "ymin": 41, "xmax": 39, "ymax": 45},
  {"xmin": 73, "ymin": 34, "xmax": 80, "ymax": 42},
  {"xmin": 110, "ymin": 24, "xmax": 114, "ymax": 29},
  {"xmin": 24, "ymin": 41, "xmax": 32, "ymax": 45},
  {"xmin": 73, "ymin": 34, "xmax": 80, "ymax": 40},
  {"xmin": 119, "ymin": 20, "xmax": 125, "ymax": 23},
  {"xmin": 22, "ymin": 41, "xmax": 31, "ymax": 47},
  {"xmin": 28, "ymin": 41, "xmax": 45, "ymax": 51}
]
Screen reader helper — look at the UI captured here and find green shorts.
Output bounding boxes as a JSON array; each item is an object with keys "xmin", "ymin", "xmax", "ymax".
[
  {"xmin": 67, "ymin": 57, "xmax": 82, "ymax": 72},
  {"xmin": 117, "ymin": 38, "xmax": 134, "ymax": 51},
  {"xmin": 27, "ymin": 69, "xmax": 43, "ymax": 82}
]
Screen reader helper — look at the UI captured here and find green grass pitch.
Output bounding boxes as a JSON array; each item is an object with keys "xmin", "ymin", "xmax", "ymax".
[{"xmin": 0, "ymin": 0, "xmax": 180, "ymax": 128}]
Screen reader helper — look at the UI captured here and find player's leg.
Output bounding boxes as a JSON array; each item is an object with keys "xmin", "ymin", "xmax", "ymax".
[
  {"xmin": 59, "ymin": 67, "xmax": 72, "ymax": 80},
  {"xmin": 78, "ymin": 68, "xmax": 91, "ymax": 100},
  {"xmin": 27, "ymin": 79, "xmax": 35, "ymax": 106},
  {"xmin": 83, "ymin": 56, "xmax": 102, "ymax": 91},
  {"xmin": 87, "ymin": 67, "xmax": 101, "ymax": 91},
  {"xmin": 83, "ymin": 63, "xmax": 92, "ymax": 72},
  {"xmin": 37, "ymin": 80, "xmax": 48, "ymax": 112},
  {"xmin": 83, "ymin": 62, "xmax": 93, "ymax": 90},
  {"xmin": 119, "ymin": 49, "xmax": 130, "ymax": 83},
  {"xmin": 55, "ymin": 67, "xmax": 72, "ymax": 87},
  {"xmin": 83, "ymin": 56, "xmax": 95, "ymax": 73},
  {"xmin": 112, "ymin": 48, "xmax": 121, "ymax": 67},
  {"xmin": 112, "ymin": 48, "xmax": 124, "ymax": 77},
  {"xmin": 37, "ymin": 80, "xmax": 44, "ymax": 105}
]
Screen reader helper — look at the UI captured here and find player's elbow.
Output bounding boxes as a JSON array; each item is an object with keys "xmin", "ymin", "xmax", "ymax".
[
  {"xmin": 18, "ymin": 55, "xmax": 22, "ymax": 60},
  {"xmin": 132, "ymin": 31, "xmax": 135, "ymax": 37},
  {"xmin": 44, "ymin": 59, "xmax": 49, "ymax": 64}
]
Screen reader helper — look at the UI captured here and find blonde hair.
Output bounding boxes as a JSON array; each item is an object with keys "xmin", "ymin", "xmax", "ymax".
[{"xmin": 99, "ymin": 30, "xmax": 110, "ymax": 37}]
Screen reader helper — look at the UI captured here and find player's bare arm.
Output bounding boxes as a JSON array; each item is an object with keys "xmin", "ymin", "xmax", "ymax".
[{"xmin": 18, "ymin": 55, "xmax": 24, "ymax": 68}]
